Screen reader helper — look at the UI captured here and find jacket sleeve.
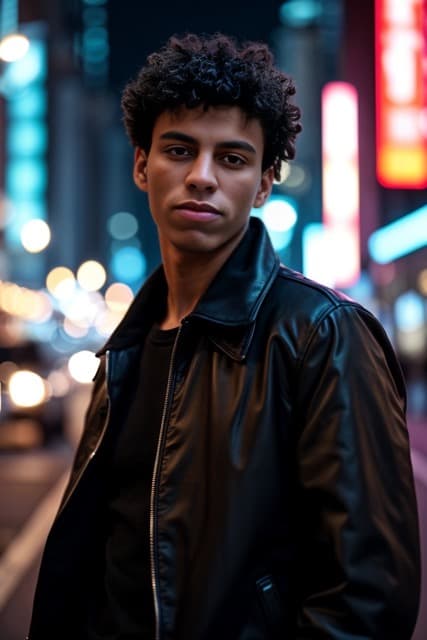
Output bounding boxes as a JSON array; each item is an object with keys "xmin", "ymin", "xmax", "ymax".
[
  {"xmin": 58, "ymin": 355, "xmax": 108, "ymax": 511},
  {"xmin": 294, "ymin": 302, "xmax": 420, "ymax": 639}
]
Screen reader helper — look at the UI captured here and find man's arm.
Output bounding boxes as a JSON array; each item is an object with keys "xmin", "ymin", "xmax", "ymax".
[{"xmin": 295, "ymin": 303, "xmax": 420, "ymax": 639}]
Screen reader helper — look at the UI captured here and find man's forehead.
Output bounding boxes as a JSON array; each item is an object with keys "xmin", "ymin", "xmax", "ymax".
[{"xmin": 152, "ymin": 104, "xmax": 264, "ymax": 145}]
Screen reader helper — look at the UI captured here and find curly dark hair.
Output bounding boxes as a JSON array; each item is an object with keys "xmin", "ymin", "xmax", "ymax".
[{"xmin": 121, "ymin": 33, "xmax": 302, "ymax": 181}]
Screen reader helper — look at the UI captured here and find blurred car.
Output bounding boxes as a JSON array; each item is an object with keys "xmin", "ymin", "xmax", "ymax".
[{"xmin": 0, "ymin": 314, "xmax": 65, "ymax": 448}]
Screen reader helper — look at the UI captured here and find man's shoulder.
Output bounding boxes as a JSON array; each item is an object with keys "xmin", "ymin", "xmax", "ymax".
[
  {"xmin": 268, "ymin": 264, "xmax": 362, "ymax": 320},
  {"xmin": 260, "ymin": 266, "xmax": 395, "ymax": 371}
]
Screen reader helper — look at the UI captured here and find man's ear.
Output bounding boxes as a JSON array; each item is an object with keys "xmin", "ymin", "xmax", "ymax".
[
  {"xmin": 133, "ymin": 147, "xmax": 148, "ymax": 192},
  {"xmin": 253, "ymin": 166, "xmax": 274, "ymax": 208}
]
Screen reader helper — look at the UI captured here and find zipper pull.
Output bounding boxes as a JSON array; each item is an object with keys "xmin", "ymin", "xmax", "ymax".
[{"xmin": 256, "ymin": 575, "xmax": 283, "ymax": 628}]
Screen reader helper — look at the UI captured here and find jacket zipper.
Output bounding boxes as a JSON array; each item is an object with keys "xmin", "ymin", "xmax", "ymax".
[
  {"xmin": 150, "ymin": 325, "xmax": 182, "ymax": 640},
  {"xmin": 56, "ymin": 350, "xmax": 112, "ymax": 518}
]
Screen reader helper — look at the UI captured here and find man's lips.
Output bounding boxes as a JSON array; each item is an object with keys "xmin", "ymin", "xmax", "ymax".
[{"xmin": 174, "ymin": 201, "xmax": 222, "ymax": 221}]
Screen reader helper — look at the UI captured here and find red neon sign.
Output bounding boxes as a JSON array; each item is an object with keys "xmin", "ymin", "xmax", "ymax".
[{"xmin": 375, "ymin": 0, "xmax": 427, "ymax": 188}]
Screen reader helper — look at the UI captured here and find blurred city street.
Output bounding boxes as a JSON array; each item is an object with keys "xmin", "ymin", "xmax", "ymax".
[{"xmin": 0, "ymin": 416, "xmax": 426, "ymax": 640}]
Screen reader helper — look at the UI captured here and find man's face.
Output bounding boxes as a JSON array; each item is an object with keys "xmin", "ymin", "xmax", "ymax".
[{"xmin": 133, "ymin": 105, "xmax": 274, "ymax": 262}]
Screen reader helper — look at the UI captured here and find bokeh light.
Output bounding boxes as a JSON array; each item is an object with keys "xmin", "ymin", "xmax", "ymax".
[
  {"xmin": 68, "ymin": 350, "xmax": 99, "ymax": 383},
  {"xmin": 27, "ymin": 291, "xmax": 53, "ymax": 323},
  {"xmin": 20, "ymin": 219, "xmax": 51, "ymax": 253},
  {"xmin": 9, "ymin": 87, "xmax": 47, "ymax": 119},
  {"xmin": 0, "ymin": 283, "xmax": 44, "ymax": 320},
  {"xmin": 0, "ymin": 34, "xmax": 30, "ymax": 62},
  {"xmin": 9, "ymin": 370, "xmax": 47, "ymax": 407},
  {"xmin": 252, "ymin": 196, "xmax": 298, "ymax": 252},
  {"xmin": 393, "ymin": 289, "xmax": 426, "ymax": 376},
  {"xmin": 6, "ymin": 160, "xmax": 47, "ymax": 197},
  {"xmin": 95, "ymin": 309, "xmax": 123, "ymax": 337},
  {"xmin": 395, "ymin": 291, "xmax": 425, "ymax": 332},
  {"xmin": 8, "ymin": 121, "xmax": 48, "ymax": 156},
  {"xmin": 2, "ymin": 39, "xmax": 46, "ymax": 89},
  {"xmin": 77, "ymin": 260, "xmax": 106, "ymax": 291},
  {"xmin": 63, "ymin": 318, "xmax": 89, "ymax": 339},
  {"xmin": 13, "ymin": 289, "xmax": 53, "ymax": 323},
  {"xmin": 284, "ymin": 163, "xmax": 309, "ymax": 191},
  {"xmin": 108, "ymin": 211, "xmax": 138, "ymax": 240},
  {"xmin": 60, "ymin": 290, "xmax": 103, "ymax": 328},
  {"xmin": 105, "ymin": 282, "xmax": 134, "ymax": 313},
  {"xmin": 46, "ymin": 267, "xmax": 76, "ymax": 300},
  {"xmin": 111, "ymin": 246, "xmax": 146, "ymax": 284},
  {"xmin": 262, "ymin": 198, "xmax": 298, "ymax": 232},
  {"xmin": 418, "ymin": 269, "xmax": 427, "ymax": 296},
  {"xmin": 279, "ymin": 0, "xmax": 322, "ymax": 28},
  {"xmin": 47, "ymin": 370, "xmax": 71, "ymax": 397}
]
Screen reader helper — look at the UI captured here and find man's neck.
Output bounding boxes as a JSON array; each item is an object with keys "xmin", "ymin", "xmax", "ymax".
[
  {"xmin": 159, "ymin": 241, "xmax": 242, "ymax": 330},
  {"xmin": 158, "ymin": 253, "xmax": 221, "ymax": 330}
]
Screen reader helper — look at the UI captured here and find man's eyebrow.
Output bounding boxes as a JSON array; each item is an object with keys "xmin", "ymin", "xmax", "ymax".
[
  {"xmin": 159, "ymin": 131, "xmax": 256, "ymax": 154},
  {"xmin": 160, "ymin": 131, "xmax": 197, "ymax": 144},
  {"xmin": 217, "ymin": 140, "xmax": 256, "ymax": 154}
]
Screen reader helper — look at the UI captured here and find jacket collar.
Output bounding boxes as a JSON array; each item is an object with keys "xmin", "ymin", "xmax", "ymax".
[{"xmin": 98, "ymin": 217, "xmax": 279, "ymax": 360}]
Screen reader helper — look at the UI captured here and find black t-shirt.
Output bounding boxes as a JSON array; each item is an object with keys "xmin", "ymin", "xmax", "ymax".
[{"xmin": 88, "ymin": 324, "xmax": 178, "ymax": 640}]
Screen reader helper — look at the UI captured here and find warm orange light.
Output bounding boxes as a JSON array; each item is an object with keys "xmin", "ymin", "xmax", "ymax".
[
  {"xmin": 9, "ymin": 370, "xmax": 47, "ymax": 407},
  {"xmin": 46, "ymin": 267, "xmax": 75, "ymax": 300},
  {"xmin": 375, "ymin": 0, "xmax": 427, "ymax": 188},
  {"xmin": 77, "ymin": 260, "xmax": 106, "ymax": 292},
  {"xmin": 104, "ymin": 282, "xmax": 134, "ymax": 313}
]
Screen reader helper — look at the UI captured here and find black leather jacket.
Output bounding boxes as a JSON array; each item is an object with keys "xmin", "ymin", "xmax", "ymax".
[{"xmin": 29, "ymin": 218, "xmax": 420, "ymax": 639}]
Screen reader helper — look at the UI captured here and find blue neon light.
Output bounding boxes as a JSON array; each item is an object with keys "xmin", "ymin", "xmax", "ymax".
[
  {"xmin": 8, "ymin": 87, "xmax": 47, "ymax": 118},
  {"xmin": 251, "ymin": 195, "xmax": 298, "ymax": 252},
  {"xmin": 302, "ymin": 222, "xmax": 324, "ymax": 276},
  {"xmin": 279, "ymin": 0, "xmax": 322, "ymax": 27},
  {"xmin": 6, "ymin": 159, "xmax": 47, "ymax": 197},
  {"xmin": 111, "ymin": 247, "xmax": 146, "ymax": 284},
  {"xmin": 394, "ymin": 291, "xmax": 425, "ymax": 332},
  {"xmin": 83, "ymin": 7, "xmax": 107, "ymax": 25},
  {"xmin": 368, "ymin": 205, "xmax": 427, "ymax": 264},
  {"xmin": 7, "ymin": 121, "xmax": 48, "ymax": 155},
  {"xmin": 3, "ymin": 40, "xmax": 46, "ymax": 89}
]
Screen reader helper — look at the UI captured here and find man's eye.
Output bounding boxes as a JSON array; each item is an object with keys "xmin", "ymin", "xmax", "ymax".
[
  {"xmin": 222, "ymin": 154, "xmax": 245, "ymax": 166},
  {"xmin": 167, "ymin": 146, "xmax": 191, "ymax": 157}
]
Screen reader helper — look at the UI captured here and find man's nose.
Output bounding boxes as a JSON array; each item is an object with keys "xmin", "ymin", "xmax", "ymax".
[{"xmin": 185, "ymin": 154, "xmax": 218, "ymax": 191}]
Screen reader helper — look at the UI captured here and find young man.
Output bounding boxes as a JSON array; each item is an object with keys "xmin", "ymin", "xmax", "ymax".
[{"xmin": 29, "ymin": 33, "xmax": 420, "ymax": 639}]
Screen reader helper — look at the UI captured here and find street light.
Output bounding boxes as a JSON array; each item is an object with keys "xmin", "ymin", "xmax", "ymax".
[
  {"xmin": 0, "ymin": 0, "xmax": 29, "ymax": 63},
  {"xmin": 0, "ymin": 33, "xmax": 29, "ymax": 62}
]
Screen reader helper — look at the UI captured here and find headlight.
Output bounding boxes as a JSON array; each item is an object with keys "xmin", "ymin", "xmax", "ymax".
[{"xmin": 9, "ymin": 370, "xmax": 47, "ymax": 408}]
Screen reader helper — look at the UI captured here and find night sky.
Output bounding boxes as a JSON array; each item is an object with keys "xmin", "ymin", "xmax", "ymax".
[{"xmin": 108, "ymin": 0, "xmax": 284, "ymax": 88}]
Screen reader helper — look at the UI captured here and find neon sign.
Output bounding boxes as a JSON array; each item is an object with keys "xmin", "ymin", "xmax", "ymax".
[
  {"xmin": 321, "ymin": 82, "xmax": 360, "ymax": 288},
  {"xmin": 375, "ymin": 0, "xmax": 427, "ymax": 188}
]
